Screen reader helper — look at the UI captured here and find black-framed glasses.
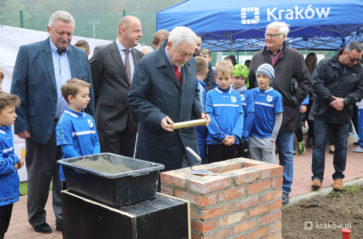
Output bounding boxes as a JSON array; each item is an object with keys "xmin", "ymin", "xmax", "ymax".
[
  {"xmin": 264, "ymin": 33, "xmax": 282, "ymax": 38},
  {"xmin": 349, "ymin": 56, "xmax": 362, "ymax": 62}
]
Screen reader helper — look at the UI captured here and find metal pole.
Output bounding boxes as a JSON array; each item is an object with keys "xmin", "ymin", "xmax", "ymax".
[
  {"xmin": 20, "ymin": 10, "xmax": 24, "ymax": 28},
  {"xmin": 123, "ymin": 9, "xmax": 126, "ymax": 17}
]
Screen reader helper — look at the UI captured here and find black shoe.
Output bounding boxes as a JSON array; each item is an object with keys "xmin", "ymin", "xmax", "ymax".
[
  {"xmin": 282, "ymin": 192, "xmax": 289, "ymax": 205},
  {"xmin": 307, "ymin": 137, "xmax": 313, "ymax": 148},
  {"xmin": 353, "ymin": 141, "xmax": 359, "ymax": 145},
  {"xmin": 33, "ymin": 222, "xmax": 52, "ymax": 233},
  {"xmin": 56, "ymin": 224, "xmax": 63, "ymax": 232}
]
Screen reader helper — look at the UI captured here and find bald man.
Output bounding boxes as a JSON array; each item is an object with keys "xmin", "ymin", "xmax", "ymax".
[{"xmin": 90, "ymin": 15, "xmax": 144, "ymax": 156}]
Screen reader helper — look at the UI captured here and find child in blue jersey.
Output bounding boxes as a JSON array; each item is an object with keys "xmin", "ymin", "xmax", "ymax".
[
  {"xmin": 56, "ymin": 78, "xmax": 100, "ymax": 182},
  {"xmin": 232, "ymin": 64, "xmax": 255, "ymax": 158},
  {"xmin": 206, "ymin": 61, "xmax": 244, "ymax": 163},
  {"xmin": 194, "ymin": 56, "xmax": 209, "ymax": 163},
  {"xmin": 249, "ymin": 63, "xmax": 283, "ymax": 163},
  {"xmin": 0, "ymin": 91, "xmax": 24, "ymax": 239}
]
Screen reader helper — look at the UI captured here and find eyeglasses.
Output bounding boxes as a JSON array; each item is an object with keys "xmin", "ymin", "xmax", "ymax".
[
  {"xmin": 264, "ymin": 33, "xmax": 282, "ymax": 38},
  {"xmin": 348, "ymin": 56, "xmax": 362, "ymax": 62}
]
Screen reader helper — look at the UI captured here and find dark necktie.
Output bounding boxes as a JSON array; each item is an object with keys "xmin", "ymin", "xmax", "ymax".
[
  {"xmin": 124, "ymin": 49, "xmax": 131, "ymax": 83},
  {"xmin": 173, "ymin": 65, "xmax": 182, "ymax": 84},
  {"xmin": 57, "ymin": 48, "xmax": 66, "ymax": 55}
]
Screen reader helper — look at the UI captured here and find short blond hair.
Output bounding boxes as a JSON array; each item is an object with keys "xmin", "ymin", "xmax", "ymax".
[
  {"xmin": 0, "ymin": 91, "xmax": 20, "ymax": 113},
  {"xmin": 195, "ymin": 56, "xmax": 208, "ymax": 76},
  {"xmin": 215, "ymin": 60, "xmax": 233, "ymax": 76},
  {"xmin": 61, "ymin": 78, "xmax": 90, "ymax": 103}
]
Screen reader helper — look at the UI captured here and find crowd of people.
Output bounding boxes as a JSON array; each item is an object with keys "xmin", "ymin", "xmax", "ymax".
[{"xmin": 0, "ymin": 9, "xmax": 362, "ymax": 238}]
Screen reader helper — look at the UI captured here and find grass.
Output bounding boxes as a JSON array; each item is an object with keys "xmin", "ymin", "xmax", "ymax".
[
  {"xmin": 19, "ymin": 182, "xmax": 53, "ymax": 196},
  {"xmin": 328, "ymin": 184, "xmax": 362, "ymax": 198}
]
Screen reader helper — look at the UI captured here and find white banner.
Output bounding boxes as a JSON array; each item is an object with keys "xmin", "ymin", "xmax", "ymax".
[{"xmin": 0, "ymin": 25, "xmax": 112, "ymax": 181}]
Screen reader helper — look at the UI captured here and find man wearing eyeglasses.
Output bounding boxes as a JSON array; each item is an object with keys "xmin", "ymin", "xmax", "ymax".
[
  {"xmin": 248, "ymin": 21, "xmax": 311, "ymax": 205},
  {"xmin": 311, "ymin": 42, "xmax": 363, "ymax": 192}
]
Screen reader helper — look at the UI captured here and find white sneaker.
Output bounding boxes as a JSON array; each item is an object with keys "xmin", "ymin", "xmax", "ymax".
[{"xmin": 353, "ymin": 146, "xmax": 363, "ymax": 153}]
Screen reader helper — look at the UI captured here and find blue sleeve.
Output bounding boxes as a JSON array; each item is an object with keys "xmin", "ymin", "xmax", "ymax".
[
  {"xmin": 243, "ymin": 112, "xmax": 255, "ymax": 141},
  {"xmin": 0, "ymin": 155, "xmax": 17, "ymax": 175},
  {"xmin": 301, "ymin": 95, "xmax": 309, "ymax": 106},
  {"xmin": 61, "ymin": 145, "xmax": 80, "ymax": 158},
  {"xmin": 246, "ymin": 90, "xmax": 255, "ymax": 113},
  {"xmin": 56, "ymin": 117, "xmax": 73, "ymax": 146},
  {"xmin": 92, "ymin": 141, "xmax": 101, "ymax": 154},
  {"xmin": 232, "ymin": 95, "xmax": 244, "ymax": 142},
  {"xmin": 275, "ymin": 93, "xmax": 284, "ymax": 113},
  {"xmin": 206, "ymin": 92, "xmax": 226, "ymax": 140}
]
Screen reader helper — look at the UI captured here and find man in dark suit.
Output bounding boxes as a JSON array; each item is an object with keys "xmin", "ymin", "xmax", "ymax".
[
  {"xmin": 127, "ymin": 26, "xmax": 210, "ymax": 171},
  {"xmin": 90, "ymin": 16, "xmax": 144, "ymax": 157},
  {"xmin": 11, "ymin": 11, "xmax": 95, "ymax": 233}
]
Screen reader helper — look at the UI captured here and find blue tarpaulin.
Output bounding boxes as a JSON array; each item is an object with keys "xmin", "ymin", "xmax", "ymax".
[{"xmin": 156, "ymin": 0, "xmax": 363, "ymax": 51}]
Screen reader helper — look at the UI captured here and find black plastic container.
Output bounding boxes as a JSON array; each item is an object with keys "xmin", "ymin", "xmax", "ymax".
[{"xmin": 57, "ymin": 153, "xmax": 164, "ymax": 207}]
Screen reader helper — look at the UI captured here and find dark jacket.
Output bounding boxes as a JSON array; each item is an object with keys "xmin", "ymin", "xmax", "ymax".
[
  {"xmin": 11, "ymin": 38, "xmax": 95, "ymax": 144},
  {"xmin": 127, "ymin": 42, "xmax": 203, "ymax": 171},
  {"xmin": 249, "ymin": 44, "xmax": 311, "ymax": 132},
  {"xmin": 312, "ymin": 49, "xmax": 363, "ymax": 124}
]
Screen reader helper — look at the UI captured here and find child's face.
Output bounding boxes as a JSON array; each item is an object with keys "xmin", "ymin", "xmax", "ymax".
[
  {"xmin": 0, "ymin": 105, "xmax": 17, "ymax": 126},
  {"xmin": 257, "ymin": 73, "xmax": 271, "ymax": 90},
  {"xmin": 215, "ymin": 71, "xmax": 233, "ymax": 90},
  {"xmin": 0, "ymin": 78, "xmax": 3, "ymax": 91},
  {"xmin": 232, "ymin": 76, "xmax": 246, "ymax": 89},
  {"xmin": 69, "ymin": 87, "xmax": 90, "ymax": 112}
]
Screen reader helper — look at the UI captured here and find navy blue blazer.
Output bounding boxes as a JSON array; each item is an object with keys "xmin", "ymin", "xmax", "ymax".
[{"xmin": 11, "ymin": 38, "xmax": 95, "ymax": 144}]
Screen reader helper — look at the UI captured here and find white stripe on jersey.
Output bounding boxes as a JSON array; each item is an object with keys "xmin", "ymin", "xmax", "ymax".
[
  {"xmin": 213, "ymin": 104, "xmax": 239, "ymax": 107},
  {"xmin": 72, "ymin": 130, "xmax": 96, "ymax": 137},
  {"xmin": 255, "ymin": 102, "xmax": 274, "ymax": 107},
  {"xmin": 3, "ymin": 146, "xmax": 14, "ymax": 153}
]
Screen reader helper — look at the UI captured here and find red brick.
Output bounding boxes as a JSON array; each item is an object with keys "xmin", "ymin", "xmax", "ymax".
[
  {"xmin": 202, "ymin": 228, "xmax": 231, "ymax": 239},
  {"xmin": 248, "ymin": 204, "xmax": 271, "ymax": 217},
  {"xmin": 160, "ymin": 172, "xmax": 186, "ymax": 188},
  {"xmin": 189, "ymin": 177, "xmax": 231, "ymax": 194},
  {"xmin": 272, "ymin": 199, "xmax": 282, "ymax": 210},
  {"xmin": 175, "ymin": 189, "xmax": 217, "ymax": 207},
  {"xmin": 233, "ymin": 236, "xmax": 245, "ymax": 239},
  {"xmin": 247, "ymin": 180, "xmax": 271, "ymax": 194},
  {"xmin": 191, "ymin": 232, "xmax": 202, "ymax": 239},
  {"xmin": 271, "ymin": 220, "xmax": 282, "ymax": 232},
  {"xmin": 243, "ymin": 162, "xmax": 258, "ymax": 167},
  {"xmin": 199, "ymin": 204, "xmax": 232, "ymax": 220},
  {"xmin": 262, "ymin": 232, "xmax": 282, "ymax": 239},
  {"xmin": 234, "ymin": 170, "xmax": 259, "ymax": 185},
  {"xmin": 259, "ymin": 210, "xmax": 281, "ymax": 225},
  {"xmin": 160, "ymin": 184, "xmax": 173, "ymax": 196},
  {"xmin": 259, "ymin": 190, "xmax": 282, "ymax": 203},
  {"xmin": 218, "ymin": 187, "xmax": 245, "ymax": 201},
  {"xmin": 260, "ymin": 165, "xmax": 283, "ymax": 179},
  {"xmin": 219, "ymin": 211, "xmax": 245, "ymax": 227},
  {"xmin": 217, "ymin": 162, "xmax": 242, "ymax": 173},
  {"xmin": 271, "ymin": 177, "xmax": 283, "ymax": 188},
  {"xmin": 233, "ymin": 196, "xmax": 259, "ymax": 211},
  {"xmin": 233, "ymin": 220, "xmax": 257, "ymax": 234},
  {"xmin": 246, "ymin": 225, "xmax": 269, "ymax": 239},
  {"xmin": 191, "ymin": 219, "xmax": 217, "ymax": 233}
]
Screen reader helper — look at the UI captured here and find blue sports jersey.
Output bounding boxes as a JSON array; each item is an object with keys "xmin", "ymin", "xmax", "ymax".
[
  {"xmin": 56, "ymin": 108, "xmax": 100, "ymax": 180},
  {"xmin": 206, "ymin": 86, "xmax": 244, "ymax": 145},
  {"xmin": 250, "ymin": 87, "xmax": 283, "ymax": 138},
  {"xmin": 0, "ymin": 126, "xmax": 20, "ymax": 206},
  {"xmin": 196, "ymin": 79, "xmax": 208, "ymax": 162},
  {"xmin": 240, "ymin": 89, "xmax": 255, "ymax": 140}
]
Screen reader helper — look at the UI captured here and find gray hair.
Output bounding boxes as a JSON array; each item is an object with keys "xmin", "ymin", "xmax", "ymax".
[
  {"xmin": 168, "ymin": 26, "xmax": 197, "ymax": 48},
  {"xmin": 345, "ymin": 41, "xmax": 363, "ymax": 53},
  {"xmin": 48, "ymin": 10, "xmax": 75, "ymax": 29},
  {"xmin": 267, "ymin": 21, "xmax": 289, "ymax": 39}
]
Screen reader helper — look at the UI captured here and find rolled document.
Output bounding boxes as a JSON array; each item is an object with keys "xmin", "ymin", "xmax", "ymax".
[{"xmin": 173, "ymin": 119, "xmax": 207, "ymax": 129}]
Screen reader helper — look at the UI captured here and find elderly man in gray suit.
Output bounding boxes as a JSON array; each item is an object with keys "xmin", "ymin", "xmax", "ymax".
[
  {"xmin": 11, "ymin": 10, "xmax": 95, "ymax": 233},
  {"xmin": 90, "ymin": 16, "xmax": 144, "ymax": 157}
]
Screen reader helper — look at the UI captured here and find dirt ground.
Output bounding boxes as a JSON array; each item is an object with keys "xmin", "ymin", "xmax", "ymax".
[{"xmin": 282, "ymin": 184, "xmax": 363, "ymax": 239}]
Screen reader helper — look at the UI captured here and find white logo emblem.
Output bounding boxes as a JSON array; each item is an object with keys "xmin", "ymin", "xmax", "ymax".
[
  {"xmin": 241, "ymin": 7, "xmax": 260, "ymax": 24},
  {"xmin": 88, "ymin": 119, "xmax": 94, "ymax": 128},
  {"xmin": 231, "ymin": 96, "xmax": 237, "ymax": 103},
  {"xmin": 266, "ymin": 95, "xmax": 273, "ymax": 102},
  {"xmin": 241, "ymin": 95, "xmax": 245, "ymax": 101}
]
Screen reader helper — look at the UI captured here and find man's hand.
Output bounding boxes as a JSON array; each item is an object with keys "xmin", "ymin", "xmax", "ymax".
[
  {"xmin": 300, "ymin": 105, "xmax": 307, "ymax": 113},
  {"xmin": 17, "ymin": 131, "xmax": 31, "ymax": 139},
  {"xmin": 201, "ymin": 113, "xmax": 211, "ymax": 126},
  {"xmin": 160, "ymin": 116, "xmax": 174, "ymax": 132},
  {"xmin": 329, "ymin": 96, "xmax": 344, "ymax": 111}
]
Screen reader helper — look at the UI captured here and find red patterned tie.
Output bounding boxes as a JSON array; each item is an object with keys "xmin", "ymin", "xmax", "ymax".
[{"xmin": 173, "ymin": 65, "xmax": 182, "ymax": 84}]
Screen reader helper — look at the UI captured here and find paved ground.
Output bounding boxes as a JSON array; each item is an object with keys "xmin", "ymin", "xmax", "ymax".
[{"xmin": 6, "ymin": 136, "xmax": 362, "ymax": 238}]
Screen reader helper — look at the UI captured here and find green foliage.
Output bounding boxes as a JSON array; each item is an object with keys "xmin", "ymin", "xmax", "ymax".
[{"xmin": 0, "ymin": 0, "xmax": 185, "ymax": 45}]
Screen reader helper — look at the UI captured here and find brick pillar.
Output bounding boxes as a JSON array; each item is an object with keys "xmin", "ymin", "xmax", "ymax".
[{"xmin": 161, "ymin": 158, "xmax": 283, "ymax": 239}]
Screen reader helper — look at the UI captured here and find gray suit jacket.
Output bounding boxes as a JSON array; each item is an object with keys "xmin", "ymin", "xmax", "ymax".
[
  {"xmin": 11, "ymin": 38, "xmax": 95, "ymax": 144},
  {"xmin": 90, "ymin": 41, "xmax": 143, "ymax": 132}
]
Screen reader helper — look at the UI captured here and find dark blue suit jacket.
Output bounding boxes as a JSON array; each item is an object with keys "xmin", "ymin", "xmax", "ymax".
[{"xmin": 11, "ymin": 38, "xmax": 95, "ymax": 144}]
